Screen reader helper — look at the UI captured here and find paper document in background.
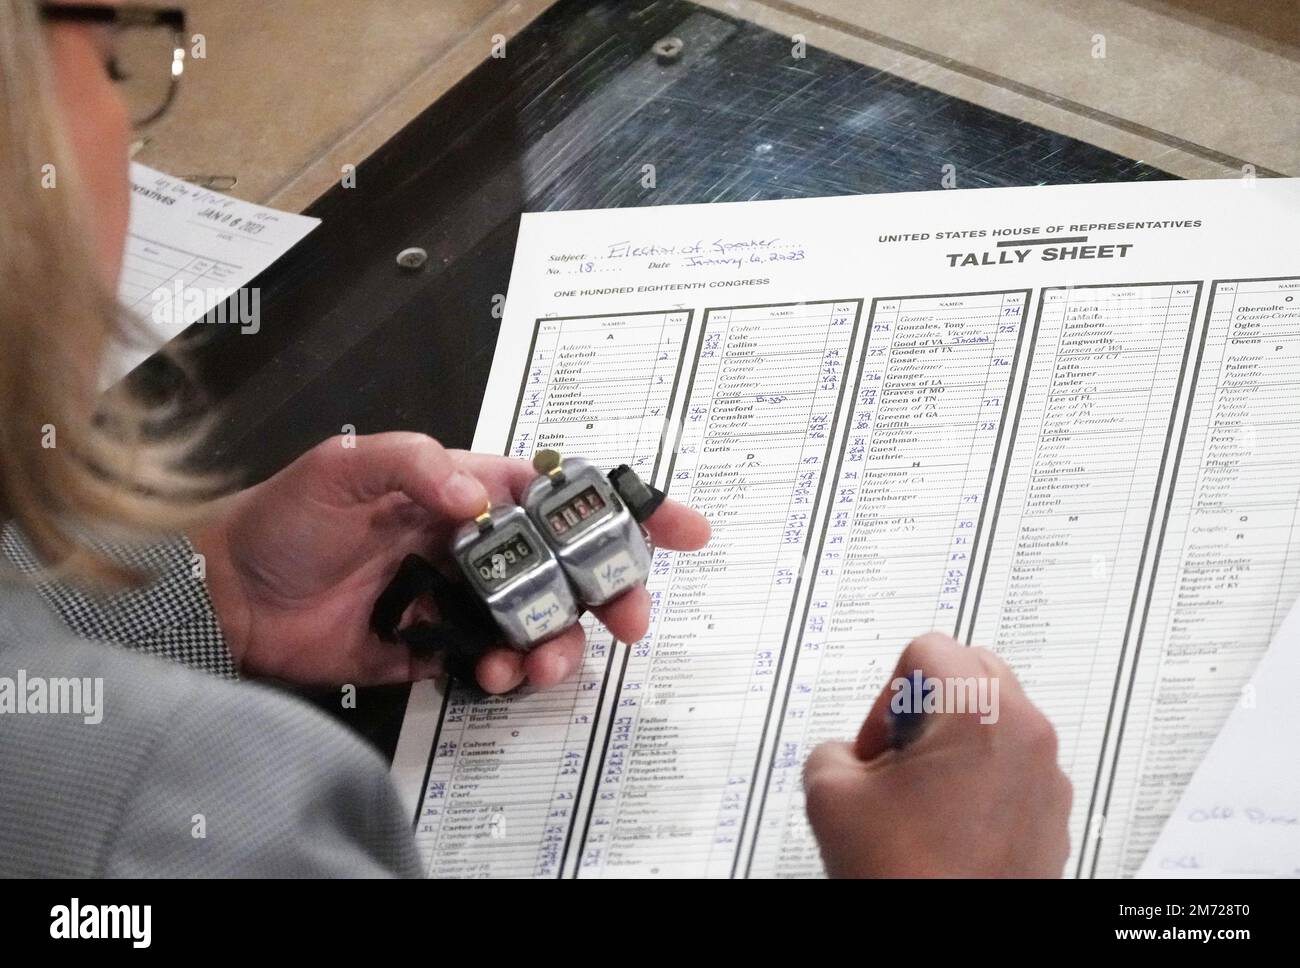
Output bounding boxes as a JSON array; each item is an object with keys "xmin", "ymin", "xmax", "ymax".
[
  {"xmin": 391, "ymin": 178, "xmax": 1300, "ymax": 878},
  {"xmin": 106, "ymin": 163, "xmax": 320, "ymax": 383},
  {"xmin": 1139, "ymin": 599, "xmax": 1300, "ymax": 877}
]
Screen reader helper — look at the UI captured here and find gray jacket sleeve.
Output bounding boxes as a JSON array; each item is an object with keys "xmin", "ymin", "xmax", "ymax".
[
  {"xmin": 0, "ymin": 586, "xmax": 421, "ymax": 878},
  {"xmin": 103, "ymin": 675, "xmax": 422, "ymax": 878}
]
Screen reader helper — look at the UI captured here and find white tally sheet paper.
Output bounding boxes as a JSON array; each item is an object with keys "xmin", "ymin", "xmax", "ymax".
[
  {"xmin": 1139, "ymin": 597, "xmax": 1300, "ymax": 878},
  {"xmin": 392, "ymin": 178, "xmax": 1300, "ymax": 878}
]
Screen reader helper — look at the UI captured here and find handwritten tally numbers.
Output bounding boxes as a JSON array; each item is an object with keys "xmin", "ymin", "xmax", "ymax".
[
  {"xmin": 749, "ymin": 289, "xmax": 1031, "ymax": 876},
  {"xmin": 575, "ymin": 299, "xmax": 861, "ymax": 877}
]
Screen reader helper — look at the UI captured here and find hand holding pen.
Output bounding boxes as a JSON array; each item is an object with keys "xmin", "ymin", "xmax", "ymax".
[{"xmin": 802, "ymin": 632, "xmax": 1072, "ymax": 878}]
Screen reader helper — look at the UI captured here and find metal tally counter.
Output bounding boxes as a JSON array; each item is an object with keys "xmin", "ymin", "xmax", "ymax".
[
  {"xmin": 452, "ymin": 451, "xmax": 656, "ymax": 648},
  {"xmin": 370, "ymin": 450, "xmax": 665, "ymax": 671}
]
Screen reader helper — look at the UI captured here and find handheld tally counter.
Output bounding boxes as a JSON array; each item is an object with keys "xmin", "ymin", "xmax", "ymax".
[
  {"xmin": 451, "ymin": 502, "xmax": 579, "ymax": 649},
  {"xmin": 370, "ymin": 451, "xmax": 666, "ymax": 669},
  {"xmin": 523, "ymin": 452, "xmax": 653, "ymax": 608}
]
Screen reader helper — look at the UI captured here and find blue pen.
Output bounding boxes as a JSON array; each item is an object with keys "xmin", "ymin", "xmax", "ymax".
[{"xmin": 887, "ymin": 668, "xmax": 930, "ymax": 750}]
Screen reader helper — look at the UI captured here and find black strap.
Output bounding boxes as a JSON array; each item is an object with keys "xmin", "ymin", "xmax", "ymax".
[
  {"xmin": 369, "ymin": 553, "xmax": 499, "ymax": 680},
  {"xmin": 608, "ymin": 464, "xmax": 666, "ymax": 522},
  {"xmin": 370, "ymin": 553, "xmax": 437, "ymax": 642}
]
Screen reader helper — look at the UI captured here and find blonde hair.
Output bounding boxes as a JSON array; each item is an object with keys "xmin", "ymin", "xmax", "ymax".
[{"xmin": 0, "ymin": 0, "xmax": 213, "ymax": 586}]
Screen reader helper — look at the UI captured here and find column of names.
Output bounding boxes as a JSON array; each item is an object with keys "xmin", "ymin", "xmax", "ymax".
[
  {"xmin": 415, "ymin": 310, "xmax": 690, "ymax": 877},
  {"xmin": 747, "ymin": 289, "xmax": 1030, "ymax": 877},
  {"xmin": 574, "ymin": 300, "xmax": 860, "ymax": 878},
  {"xmin": 968, "ymin": 282, "xmax": 1200, "ymax": 870},
  {"xmin": 1092, "ymin": 276, "xmax": 1300, "ymax": 876}
]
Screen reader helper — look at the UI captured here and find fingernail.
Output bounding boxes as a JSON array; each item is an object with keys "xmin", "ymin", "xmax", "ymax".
[
  {"xmin": 442, "ymin": 470, "xmax": 485, "ymax": 509},
  {"xmin": 547, "ymin": 652, "xmax": 573, "ymax": 683}
]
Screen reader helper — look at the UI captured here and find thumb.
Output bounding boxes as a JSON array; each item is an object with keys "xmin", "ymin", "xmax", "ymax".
[
  {"xmin": 314, "ymin": 432, "xmax": 490, "ymax": 520},
  {"xmin": 802, "ymin": 740, "xmax": 875, "ymax": 874},
  {"xmin": 803, "ymin": 741, "xmax": 867, "ymax": 828},
  {"xmin": 803, "ymin": 737, "xmax": 865, "ymax": 788}
]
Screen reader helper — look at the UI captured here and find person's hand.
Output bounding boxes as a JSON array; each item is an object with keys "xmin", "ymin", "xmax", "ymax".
[
  {"xmin": 803, "ymin": 632, "xmax": 1071, "ymax": 877},
  {"xmin": 192, "ymin": 432, "xmax": 710, "ymax": 690}
]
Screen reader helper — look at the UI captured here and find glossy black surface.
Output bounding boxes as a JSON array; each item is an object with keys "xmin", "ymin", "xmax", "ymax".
[{"xmin": 169, "ymin": 0, "xmax": 1172, "ymax": 755}]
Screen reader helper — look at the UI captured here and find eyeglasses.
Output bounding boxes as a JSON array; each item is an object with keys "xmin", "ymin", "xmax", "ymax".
[{"xmin": 40, "ymin": 3, "xmax": 187, "ymax": 128}]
